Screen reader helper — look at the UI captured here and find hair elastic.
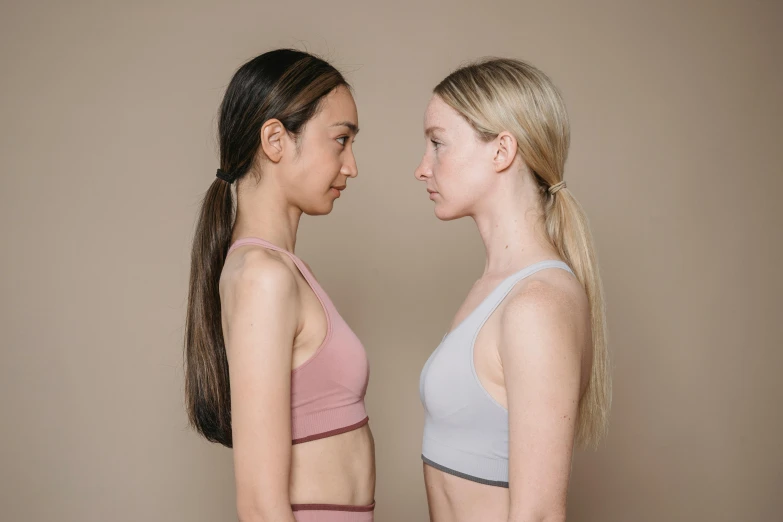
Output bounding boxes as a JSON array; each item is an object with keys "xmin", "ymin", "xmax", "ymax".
[
  {"xmin": 548, "ymin": 180, "xmax": 566, "ymax": 194},
  {"xmin": 216, "ymin": 169, "xmax": 236, "ymax": 183}
]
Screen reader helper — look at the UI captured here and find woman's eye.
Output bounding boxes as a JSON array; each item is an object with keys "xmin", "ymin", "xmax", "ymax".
[
  {"xmin": 337, "ymin": 136, "xmax": 348, "ymax": 146},
  {"xmin": 431, "ymin": 139, "xmax": 441, "ymax": 149}
]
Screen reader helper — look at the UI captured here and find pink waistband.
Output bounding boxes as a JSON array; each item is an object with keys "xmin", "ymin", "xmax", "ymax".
[
  {"xmin": 293, "ymin": 416, "xmax": 369, "ymax": 444},
  {"xmin": 292, "ymin": 501, "xmax": 375, "ymax": 512},
  {"xmin": 292, "ymin": 501, "xmax": 375, "ymax": 522}
]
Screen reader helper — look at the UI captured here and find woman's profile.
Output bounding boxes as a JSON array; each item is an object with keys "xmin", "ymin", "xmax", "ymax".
[
  {"xmin": 185, "ymin": 49, "xmax": 375, "ymax": 522},
  {"xmin": 416, "ymin": 58, "xmax": 611, "ymax": 522}
]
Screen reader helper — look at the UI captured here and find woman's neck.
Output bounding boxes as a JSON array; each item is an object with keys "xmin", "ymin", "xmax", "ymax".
[
  {"xmin": 472, "ymin": 175, "xmax": 558, "ymax": 277},
  {"xmin": 231, "ymin": 178, "xmax": 302, "ymax": 253}
]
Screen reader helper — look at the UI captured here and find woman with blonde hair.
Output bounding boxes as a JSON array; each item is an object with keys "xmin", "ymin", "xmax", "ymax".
[{"xmin": 417, "ymin": 58, "xmax": 611, "ymax": 521}]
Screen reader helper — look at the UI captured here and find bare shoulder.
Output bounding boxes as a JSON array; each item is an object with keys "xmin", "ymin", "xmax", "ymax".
[
  {"xmin": 506, "ymin": 266, "xmax": 587, "ymax": 316},
  {"xmin": 499, "ymin": 266, "xmax": 589, "ymax": 355},
  {"xmin": 220, "ymin": 246, "xmax": 300, "ymax": 315}
]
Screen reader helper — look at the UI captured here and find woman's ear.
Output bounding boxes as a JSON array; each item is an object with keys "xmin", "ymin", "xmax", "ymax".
[
  {"xmin": 492, "ymin": 131, "xmax": 518, "ymax": 173},
  {"xmin": 260, "ymin": 119, "xmax": 287, "ymax": 163}
]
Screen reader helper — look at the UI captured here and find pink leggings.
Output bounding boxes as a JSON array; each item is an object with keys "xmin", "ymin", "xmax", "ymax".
[{"xmin": 292, "ymin": 502, "xmax": 375, "ymax": 522}]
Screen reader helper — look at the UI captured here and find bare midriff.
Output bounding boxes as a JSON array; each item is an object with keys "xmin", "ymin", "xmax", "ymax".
[
  {"xmin": 423, "ymin": 463, "xmax": 509, "ymax": 522},
  {"xmin": 289, "ymin": 423, "xmax": 375, "ymax": 506}
]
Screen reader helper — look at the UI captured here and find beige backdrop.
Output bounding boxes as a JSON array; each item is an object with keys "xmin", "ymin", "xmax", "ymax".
[{"xmin": 1, "ymin": 1, "xmax": 781, "ymax": 521}]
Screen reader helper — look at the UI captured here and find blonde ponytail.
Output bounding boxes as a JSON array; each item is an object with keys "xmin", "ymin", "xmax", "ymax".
[{"xmin": 545, "ymin": 187, "xmax": 610, "ymax": 446}]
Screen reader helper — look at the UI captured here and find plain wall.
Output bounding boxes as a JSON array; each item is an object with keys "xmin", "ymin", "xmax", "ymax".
[{"xmin": 1, "ymin": 1, "xmax": 781, "ymax": 521}]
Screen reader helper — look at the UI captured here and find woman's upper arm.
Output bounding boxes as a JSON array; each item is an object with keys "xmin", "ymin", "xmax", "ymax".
[
  {"xmin": 222, "ymin": 252, "xmax": 299, "ymax": 520},
  {"xmin": 499, "ymin": 279, "xmax": 586, "ymax": 522}
]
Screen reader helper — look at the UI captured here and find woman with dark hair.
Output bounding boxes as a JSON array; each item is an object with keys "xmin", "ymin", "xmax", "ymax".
[{"xmin": 184, "ymin": 49, "xmax": 375, "ymax": 522}]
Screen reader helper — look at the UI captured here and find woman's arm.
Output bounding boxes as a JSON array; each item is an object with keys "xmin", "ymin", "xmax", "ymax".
[
  {"xmin": 499, "ymin": 278, "xmax": 588, "ymax": 522},
  {"xmin": 222, "ymin": 250, "xmax": 300, "ymax": 522}
]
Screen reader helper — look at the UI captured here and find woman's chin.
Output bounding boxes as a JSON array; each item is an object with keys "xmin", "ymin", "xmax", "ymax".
[
  {"xmin": 303, "ymin": 200, "xmax": 336, "ymax": 217},
  {"xmin": 434, "ymin": 204, "xmax": 460, "ymax": 221}
]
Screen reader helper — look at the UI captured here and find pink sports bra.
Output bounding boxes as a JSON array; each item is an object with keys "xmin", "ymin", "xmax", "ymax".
[{"xmin": 227, "ymin": 237, "xmax": 370, "ymax": 444}]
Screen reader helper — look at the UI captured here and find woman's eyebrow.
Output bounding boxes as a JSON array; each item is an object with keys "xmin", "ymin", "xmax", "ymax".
[{"xmin": 331, "ymin": 121, "xmax": 360, "ymax": 135}]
